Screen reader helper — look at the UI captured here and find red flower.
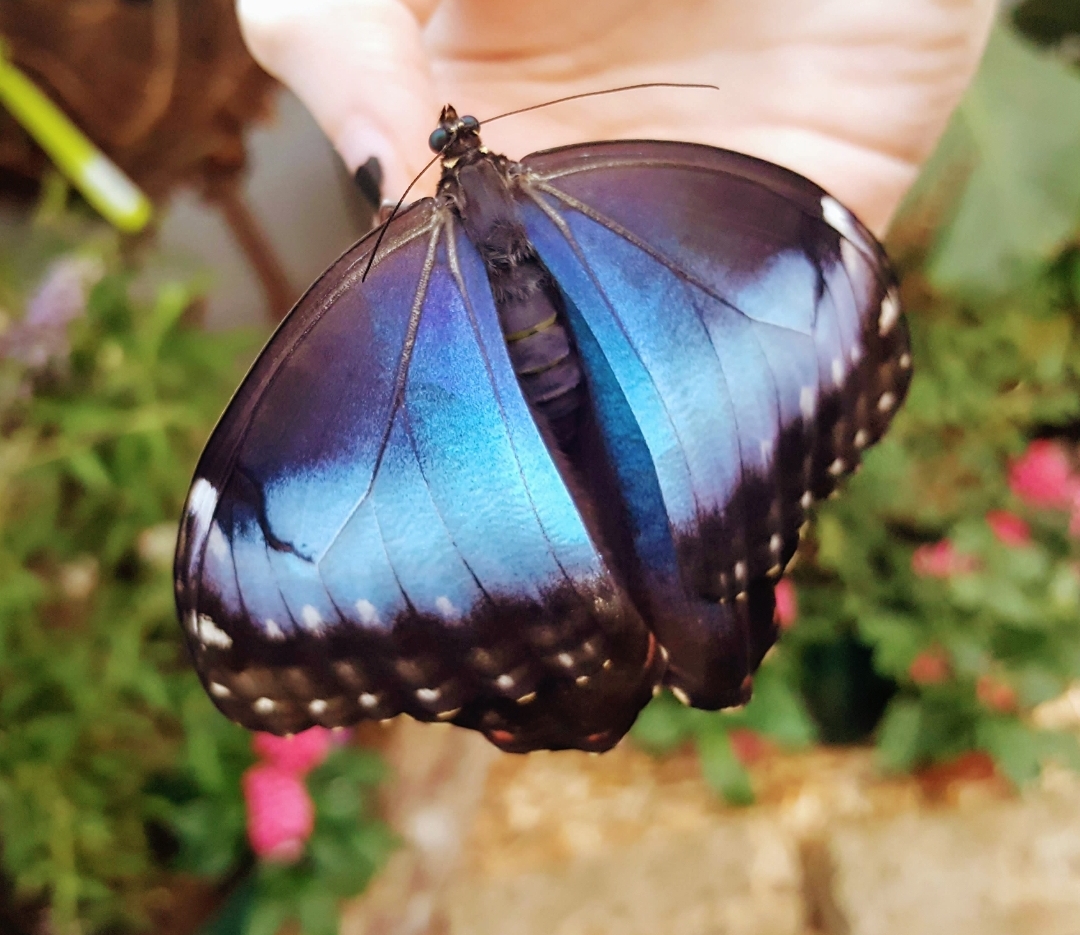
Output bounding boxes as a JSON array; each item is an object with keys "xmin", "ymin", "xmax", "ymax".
[
  {"xmin": 985, "ymin": 510, "xmax": 1030, "ymax": 547},
  {"xmin": 911, "ymin": 540, "xmax": 978, "ymax": 578},
  {"xmin": 1009, "ymin": 440, "xmax": 1075, "ymax": 509},
  {"xmin": 252, "ymin": 726, "xmax": 341, "ymax": 775},
  {"xmin": 909, "ymin": 650, "xmax": 950, "ymax": 685},
  {"xmin": 976, "ymin": 675, "xmax": 1018, "ymax": 714},
  {"xmin": 773, "ymin": 578, "xmax": 797, "ymax": 630},
  {"xmin": 242, "ymin": 764, "xmax": 315, "ymax": 862}
]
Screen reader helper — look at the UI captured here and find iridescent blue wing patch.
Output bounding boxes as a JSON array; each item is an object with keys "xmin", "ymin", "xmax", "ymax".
[{"xmin": 175, "ymin": 201, "xmax": 662, "ymax": 752}]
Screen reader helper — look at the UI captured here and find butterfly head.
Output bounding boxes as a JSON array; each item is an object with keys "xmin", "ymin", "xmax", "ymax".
[{"xmin": 429, "ymin": 105, "xmax": 481, "ymax": 162}]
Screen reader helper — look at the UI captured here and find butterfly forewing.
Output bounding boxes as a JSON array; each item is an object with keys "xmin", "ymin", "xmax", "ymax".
[{"xmin": 175, "ymin": 201, "xmax": 660, "ymax": 751}]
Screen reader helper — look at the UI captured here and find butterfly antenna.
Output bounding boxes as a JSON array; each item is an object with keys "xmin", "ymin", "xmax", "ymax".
[
  {"xmin": 361, "ymin": 151, "xmax": 441, "ymax": 282},
  {"xmin": 477, "ymin": 82, "xmax": 719, "ymax": 126},
  {"xmin": 362, "ymin": 82, "xmax": 717, "ymax": 281}
]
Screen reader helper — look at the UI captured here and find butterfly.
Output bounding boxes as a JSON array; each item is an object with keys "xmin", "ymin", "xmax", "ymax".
[{"xmin": 174, "ymin": 102, "xmax": 911, "ymax": 754}]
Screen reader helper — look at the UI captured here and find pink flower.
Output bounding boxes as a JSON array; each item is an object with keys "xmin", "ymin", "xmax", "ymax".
[
  {"xmin": 909, "ymin": 649, "xmax": 950, "ymax": 685},
  {"xmin": 976, "ymin": 675, "xmax": 1017, "ymax": 714},
  {"xmin": 252, "ymin": 726, "xmax": 342, "ymax": 775},
  {"xmin": 1009, "ymin": 440, "xmax": 1076, "ymax": 509},
  {"xmin": 242, "ymin": 764, "xmax": 315, "ymax": 862},
  {"xmin": 912, "ymin": 540, "xmax": 978, "ymax": 578},
  {"xmin": 986, "ymin": 510, "xmax": 1031, "ymax": 547},
  {"xmin": 773, "ymin": 578, "xmax": 797, "ymax": 630}
]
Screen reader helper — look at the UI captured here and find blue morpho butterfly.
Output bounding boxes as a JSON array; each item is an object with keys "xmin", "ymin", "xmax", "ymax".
[{"xmin": 174, "ymin": 93, "xmax": 911, "ymax": 754}]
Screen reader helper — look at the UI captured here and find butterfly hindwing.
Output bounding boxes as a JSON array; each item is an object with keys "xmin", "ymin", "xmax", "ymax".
[{"xmin": 514, "ymin": 141, "xmax": 911, "ymax": 706}]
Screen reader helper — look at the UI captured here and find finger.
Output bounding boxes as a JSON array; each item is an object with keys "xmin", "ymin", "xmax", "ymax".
[{"xmin": 237, "ymin": 0, "xmax": 441, "ymax": 199}]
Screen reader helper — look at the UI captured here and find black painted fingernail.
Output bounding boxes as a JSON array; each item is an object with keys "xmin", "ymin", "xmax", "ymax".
[{"xmin": 353, "ymin": 156, "xmax": 383, "ymax": 207}]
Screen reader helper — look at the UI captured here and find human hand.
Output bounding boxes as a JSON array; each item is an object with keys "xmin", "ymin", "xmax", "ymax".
[{"xmin": 237, "ymin": 0, "xmax": 996, "ymax": 234}]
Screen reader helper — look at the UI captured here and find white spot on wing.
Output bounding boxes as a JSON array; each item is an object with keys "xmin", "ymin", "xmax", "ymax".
[
  {"xmin": 769, "ymin": 534, "xmax": 782, "ymax": 554},
  {"xmin": 734, "ymin": 561, "xmax": 747, "ymax": 582},
  {"xmin": 209, "ymin": 681, "xmax": 231, "ymax": 698},
  {"xmin": 831, "ymin": 357, "xmax": 844, "ymax": 387},
  {"xmin": 355, "ymin": 599, "xmax": 380, "ymax": 626},
  {"xmin": 854, "ymin": 429, "xmax": 869, "ymax": 449},
  {"xmin": 672, "ymin": 686, "xmax": 692, "ymax": 706},
  {"xmin": 207, "ymin": 522, "xmax": 228, "ymax": 561},
  {"xmin": 359, "ymin": 692, "xmax": 379, "ymax": 708},
  {"xmin": 435, "ymin": 596, "xmax": 456, "ymax": 619},
  {"xmin": 879, "ymin": 289, "xmax": 900, "ymax": 336},
  {"xmin": 900, "ymin": 352, "xmax": 911, "ymax": 370},
  {"xmin": 196, "ymin": 614, "xmax": 232, "ymax": 649},
  {"xmin": 496, "ymin": 674, "xmax": 515, "ymax": 690},
  {"xmin": 828, "ymin": 458, "xmax": 845, "ymax": 476},
  {"xmin": 416, "ymin": 687, "xmax": 441, "ymax": 703},
  {"xmin": 800, "ymin": 386, "xmax": 815, "ymax": 419},
  {"xmin": 878, "ymin": 392, "xmax": 896, "ymax": 412},
  {"xmin": 253, "ymin": 697, "xmax": 275, "ymax": 714},
  {"xmin": 800, "ymin": 491, "xmax": 813, "ymax": 509},
  {"xmin": 264, "ymin": 618, "xmax": 286, "ymax": 641},
  {"xmin": 301, "ymin": 605, "xmax": 325, "ymax": 633},
  {"xmin": 309, "ymin": 699, "xmax": 328, "ymax": 715},
  {"xmin": 187, "ymin": 478, "xmax": 218, "ymax": 531},
  {"xmin": 760, "ymin": 439, "xmax": 773, "ymax": 462},
  {"xmin": 821, "ymin": 195, "xmax": 873, "ymax": 256},
  {"xmin": 557, "ymin": 652, "xmax": 575, "ymax": 668}
]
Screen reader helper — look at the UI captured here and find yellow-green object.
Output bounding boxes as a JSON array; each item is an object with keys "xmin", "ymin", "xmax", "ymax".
[{"xmin": 0, "ymin": 44, "xmax": 152, "ymax": 232}]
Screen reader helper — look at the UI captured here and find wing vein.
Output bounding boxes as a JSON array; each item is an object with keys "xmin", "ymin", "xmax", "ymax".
[{"xmin": 315, "ymin": 219, "xmax": 445, "ymax": 564}]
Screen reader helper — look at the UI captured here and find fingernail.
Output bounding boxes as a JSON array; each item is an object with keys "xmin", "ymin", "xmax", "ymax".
[{"xmin": 353, "ymin": 156, "xmax": 383, "ymax": 207}]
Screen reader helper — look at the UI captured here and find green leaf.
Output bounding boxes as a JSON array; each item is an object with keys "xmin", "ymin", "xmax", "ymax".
[
  {"xmin": 243, "ymin": 899, "xmax": 289, "ymax": 935},
  {"xmin": 858, "ymin": 613, "xmax": 924, "ymax": 678},
  {"xmin": 630, "ymin": 693, "xmax": 694, "ymax": 753},
  {"xmin": 976, "ymin": 717, "xmax": 1042, "ymax": 786},
  {"xmin": 741, "ymin": 660, "xmax": 816, "ymax": 747},
  {"xmin": 876, "ymin": 699, "xmax": 923, "ymax": 773},
  {"xmin": 928, "ymin": 27, "xmax": 1080, "ymax": 293},
  {"xmin": 696, "ymin": 728, "xmax": 754, "ymax": 806},
  {"xmin": 297, "ymin": 891, "xmax": 340, "ymax": 935}
]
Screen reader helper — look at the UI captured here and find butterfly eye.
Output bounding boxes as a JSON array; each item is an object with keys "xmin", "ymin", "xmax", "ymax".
[
  {"xmin": 428, "ymin": 126, "xmax": 451, "ymax": 152},
  {"xmin": 460, "ymin": 115, "xmax": 479, "ymax": 131}
]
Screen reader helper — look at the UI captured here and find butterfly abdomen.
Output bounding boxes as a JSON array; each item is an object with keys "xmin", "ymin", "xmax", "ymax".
[{"xmin": 449, "ymin": 158, "xmax": 584, "ymax": 443}]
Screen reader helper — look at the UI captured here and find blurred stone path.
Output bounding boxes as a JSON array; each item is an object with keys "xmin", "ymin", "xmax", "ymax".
[{"xmin": 342, "ymin": 721, "xmax": 1080, "ymax": 935}]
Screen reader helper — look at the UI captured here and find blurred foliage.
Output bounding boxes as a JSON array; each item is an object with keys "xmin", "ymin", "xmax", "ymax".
[
  {"xmin": 634, "ymin": 23, "xmax": 1080, "ymax": 803},
  {"xmin": 0, "ymin": 193, "xmax": 391, "ymax": 935}
]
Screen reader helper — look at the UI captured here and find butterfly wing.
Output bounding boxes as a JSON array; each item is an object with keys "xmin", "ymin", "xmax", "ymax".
[
  {"xmin": 513, "ymin": 140, "xmax": 911, "ymax": 707},
  {"xmin": 174, "ymin": 200, "xmax": 662, "ymax": 753}
]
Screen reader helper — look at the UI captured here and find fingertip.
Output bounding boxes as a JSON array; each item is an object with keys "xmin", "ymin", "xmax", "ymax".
[{"xmin": 235, "ymin": 0, "xmax": 438, "ymax": 197}]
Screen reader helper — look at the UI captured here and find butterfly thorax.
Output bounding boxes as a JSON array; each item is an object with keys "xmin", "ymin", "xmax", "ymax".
[{"xmin": 432, "ymin": 106, "xmax": 584, "ymax": 444}]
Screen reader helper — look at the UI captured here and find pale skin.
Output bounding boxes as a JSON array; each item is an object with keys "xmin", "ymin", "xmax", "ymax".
[{"xmin": 237, "ymin": 0, "xmax": 997, "ymax": 236}]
